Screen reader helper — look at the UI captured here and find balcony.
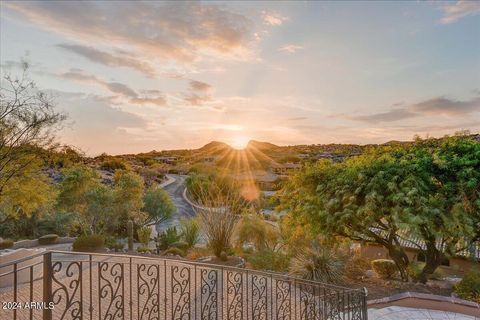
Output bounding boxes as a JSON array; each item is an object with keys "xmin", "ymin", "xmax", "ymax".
[{"xmin": 0, "ymin": 250, "xmax": 367, "ymax": 320}]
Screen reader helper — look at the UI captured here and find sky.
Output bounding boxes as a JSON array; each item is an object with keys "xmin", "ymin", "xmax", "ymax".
[{"xmin": 1, "ymin": 1, "xmax": 479, "ymax": 155}]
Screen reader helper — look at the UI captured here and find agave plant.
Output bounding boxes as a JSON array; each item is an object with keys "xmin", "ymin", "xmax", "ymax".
[{"xmin": 289, "ymin": 242, "xmax": 345, "ymax": 284}]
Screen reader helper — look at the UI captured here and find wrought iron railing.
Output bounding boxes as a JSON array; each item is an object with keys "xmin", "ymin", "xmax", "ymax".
[{"xmin": 0, "ymin": 250, "xmax": 367, "ymax": 320}]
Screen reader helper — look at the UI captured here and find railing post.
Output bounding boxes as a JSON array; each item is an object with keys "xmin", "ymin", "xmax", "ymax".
[
  {"xmin": 362, "ymin": 287, "xmax": 368, "ymax": 320},
  {"xmin": 43, "ymin": 252, "xmax": 53, "ymax": 320}
]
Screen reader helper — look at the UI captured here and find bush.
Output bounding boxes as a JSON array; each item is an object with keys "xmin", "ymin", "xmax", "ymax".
[
  {"xmin": 157, "ymin": 227, "xmax": 181, "ymax": 250},
  {"xmin": 137, "ymin": 226, "xmax": 151, "ymax": 246},
  {"xmin": 454, "ymin": 268, "xmax": 480, "ymax": 303},
  {"xmin": 371, "ymin": 259, "xmax": 397, "ymax": 279},
  {"xmin": 105, "ymin": 237, "xmax": 125, "ymax": 252},
  {"xmin": 408, "ymin": 262, "xmax": 445, "ymax": 282},
  {"xmin": 247, "ymin": 249, "xmax": 290, "ymax": 272},
  {"xmin": 180, "ymin": 218, "xmax": 199, "ymax": 249},
  {"xmin": 0, "ymin": 239, "xmax": 14, "ymax": 249},
  {"xmin": 170, "ymin": 241, "xmax": 189, "ymax": 250},
  {"xmin": 163, "ymin": 247, "xmax": 185, "ymax": 257},
  {"xmin": 137, "ymin": 246, "xmax": 151, "ymax": 254},
  {"xmin": 72, "ymin": 234, "xmax": 105, "ymax": 252},
  {"xmin": 289, "ymin": 245, "xmax": 344, "ymax": 283},
  {"xmin": 38, "ymin": 234, "xmax": 59, "ymax": 245},
  {"xmin": 100, "ymin": 159, "xmax": 126, "ymax": 171},
  {"xmin": 345, "ymin": 255, "xmax": 371, "ymax": 280}
]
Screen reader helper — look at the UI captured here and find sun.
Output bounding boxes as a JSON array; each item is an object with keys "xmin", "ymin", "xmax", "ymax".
[{"xmin": 230, "ymin": 135, "xmax": 250, "ymax": 150}]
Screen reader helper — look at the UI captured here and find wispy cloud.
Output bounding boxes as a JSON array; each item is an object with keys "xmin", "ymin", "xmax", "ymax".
[
  {"xmin": 278, "ymin": 44, "xmax": 303, "ymax": 54},
  {"xmin": 57, "ymin": 44, "xmax": 157, "ymax": 77},
  {"xmin": 344, "ymin": 96, "xmax": 480, "ymax": 123},
  {"xmin": 439, "ymin": 1, "xmax": 480, "ymax": 24},
  {"xmin": 189, "ymin": 80, "xmax": 212, "ymax": 92},
  {"xmin": 60, "ymin": 69, "xmax": 166, "ymax": 106},
  {"xmin": 6, "ymin": 2, "xmax": 255, "ymax": 63},
  {"xmin": 261, "ymin": 11, "xmax": 287, "ymax": 26}
]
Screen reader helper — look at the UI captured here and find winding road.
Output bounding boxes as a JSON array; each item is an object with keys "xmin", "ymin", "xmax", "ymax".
[{"xmin": 155, "ymin": 174, "xmax": 195, "ymax": 234}]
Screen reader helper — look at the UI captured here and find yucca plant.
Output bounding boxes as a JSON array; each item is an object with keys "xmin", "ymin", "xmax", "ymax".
[{"xmin": 289, "ymin": 242, "xmax": 345, "ymax": 284}]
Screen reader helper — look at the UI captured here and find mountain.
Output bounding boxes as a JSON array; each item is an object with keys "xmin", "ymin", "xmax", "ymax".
[
  {"xmin": 198, "ymin": 141, "xmax": 232, "ymax": 155},
  {"xmin": 246, "ymin": 140, "xmax": 280, "ymax": 152}
]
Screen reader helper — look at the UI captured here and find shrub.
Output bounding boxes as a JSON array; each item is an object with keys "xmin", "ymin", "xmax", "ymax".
[
  {"xmin": 105, "ymin": 237, "xmax": 125, "ymax": 252},
  {"xmin": 163, "ymin": 247, "xmax": 185, "ymax": 257},
  {"xmin": 186, "ymin": 247, "xmax": 211, "ymax": 260},
  {"xmin": 345, "ymin": 255, "xmax": 371, "ymax": 280},
  {"xmin": 137, "ymin": 246, "xmax": 151, "ymax": 254},
  {"xmin": 137, "ymin": 226, "xmax": 151, "ymax": 246},
  {"xmin": 371, "ymin": 259, "xmax": 397, "ymax": 279},
  {"xmin": 289, "ymin": 245, "xmax": 344, "ymax": 283},
  {"xmin": 0, "ymin": 239, "xmax": 14, "ymax": 249},
  {"xmin": 171, "ymin": 241, "xmax": 189, "ymax": 250},
  {"xmin": 100, "ymin": 159, "xmax": 126, "ymax": 171},
  {"xmin": 180, "ymin": 218, "xmax": 200, "ymax": 249},
  {"xmin": 72, "ymin": 234, "xmax": 105, "ymax": 252},
  {"xmin": 408, "ymin": 262, "xmax": 445, "ymax": 282},
  {"xmin": 157, "ymin": 227, "xmax": 181, "ymax": 250},
  {"xmin": 38, "ymin": 234, "xmax": 59, "ymax": 245},
  {"xmin": 247, "ymin": 249, "xmax": 290, "ymax": 272},
  {"xmin": 454, "ymin": 268, "xmax": 480, "ymax": 303}
]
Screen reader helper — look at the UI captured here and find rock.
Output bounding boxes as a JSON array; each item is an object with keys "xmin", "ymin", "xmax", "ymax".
[{"xmin": 365, "ymin": 270, "xmax": 376, "ymax": 278}]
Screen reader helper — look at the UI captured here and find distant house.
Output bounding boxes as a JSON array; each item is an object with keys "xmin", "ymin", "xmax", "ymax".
[
  {"xmin": 271, "ymin": 162, "xmax": 301, "ymax": 175},
  {"xmin": 203, "ymin": 156, "xmax": 219, "ymax": 163},
  {"xmin": 154, "ymin": 156, "xmax": 177, "ymax": 165},
  {"xmin": 358, "ymin": 230, "xmax": 480, "ymax": 275}
]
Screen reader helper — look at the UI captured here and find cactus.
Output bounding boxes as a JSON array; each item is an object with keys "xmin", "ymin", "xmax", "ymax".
[{"xmin": 127, "ymin": 220, "xmax": 134, "ymax": 251}]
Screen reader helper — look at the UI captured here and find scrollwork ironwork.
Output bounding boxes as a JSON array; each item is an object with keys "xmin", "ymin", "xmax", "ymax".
[
  {"xmin": 171, "ymin": 265, "xmax": 191, "ymax": 320},
  {"xmin": 51, "ymin": 261, "xmax": 82, "ymax": 320},
  {"xmin": 226, "ymin": 271, "xmax": 243, "ymax": 320},
  {"xmin": 200, "ymin": 269, "xmax": 218, "ymax": 320},
  {"xmin": 251, "ymin": 275, "xmax": 267, "ymax": 320},
  {"xmin": 138, "ymin": 264, "xmax": 160, "ymax": 320},
  {"xmin": 99, "ymin": 262, "xmax": 124, "ymax": 320},
  {"xmin": 275, "ymin": 279, "xmax": 291, "ymax": 320}
]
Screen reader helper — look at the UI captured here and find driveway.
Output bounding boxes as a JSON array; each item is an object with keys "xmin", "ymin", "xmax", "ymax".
[{"xmin": 156, "ymin": 174, "xmax": 195, "ymax": 234}]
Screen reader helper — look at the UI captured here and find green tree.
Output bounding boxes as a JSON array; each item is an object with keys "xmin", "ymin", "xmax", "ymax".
[
  {"xmin": 278, "ymin": 136, "xmax": 479, "ymax": 282},
  {"xmin": 113, "ymin": 170, "xmax": 145, "ymax": 225},
  {"xmin": 57, "ymin": 165, "xmax": 114, "ymax": 234},
  {"xmin": 143, "ymin": 186, "xmax": 175, "ymax": 226}
]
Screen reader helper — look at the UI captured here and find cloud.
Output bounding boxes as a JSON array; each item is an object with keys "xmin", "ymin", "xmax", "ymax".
[
  {"xmin": 189, "ymin": 80, "xmax": 212, "ymax": 92},
  {"xmin": 57, "ymin": 44, "xmax": 156, "ymax": 77},
  {"xmin": 184, "ymin": 93, "xmax": 213, "ymax": 106},
  {"xmin": 60, "ymin": 69, "xmax": 166, "ymax": 106},
  {"xmin": 278, "ymin": 44, "xmax": 303, "ymax": 54},
  {"xmin": 346, "ymin": 96, "xmax": 480, "ymax": 123},
  {"xmin": 6, "ymin": 2, "xmax": 255, "ymax": 63},
  {"xmin": 440, "ymin": 1, "xmax": 480, "ymax": 24},
  {"xmin": 261, "ymin": 11, "xmax": 287, "ymax": 26}
]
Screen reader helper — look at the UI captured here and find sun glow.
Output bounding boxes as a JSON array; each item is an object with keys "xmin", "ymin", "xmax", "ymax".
[{"xmin": 229, "ymin": 135, "xmax": 250, "ymax": 150}]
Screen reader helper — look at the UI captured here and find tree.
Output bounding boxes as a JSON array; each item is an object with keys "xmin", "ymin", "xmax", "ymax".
[
  {"xmin": 278, "ymin": 136, "xmax": 479, "ymax": 282},
  {"xmin": 57, "ymin": 165, "xmax": 114, "ymax": 234},
  {"xmin": 0, "ymin": 64, "xmax": 65, "ymax": 195},
  {"xmin": 113, "ymin": 170, "xmax": 145, "ymax": 225},
  {"xmin": 143, "ymin": 185, "xmax": 175, "ymax": 226}
]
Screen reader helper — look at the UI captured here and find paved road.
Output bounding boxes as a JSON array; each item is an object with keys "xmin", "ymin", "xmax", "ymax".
[{"xmin": 156, "ymin": 174, "xmax": 195, "ymax": 234}]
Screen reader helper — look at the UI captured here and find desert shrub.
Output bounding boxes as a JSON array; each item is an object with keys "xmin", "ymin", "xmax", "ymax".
[
  {"xmin": 105, "ymin": 237, "xmax": 125, "ymax": 252},
  {"xmin": 157, "ymin": 227, "xmax": 181, "ymax": 250},
  {"xmin": 408, "ymin": 262, "xmax": 445, "ymax": 282},
  {"xmin": 100, "ymin": 159, "xmax": 126, "ymax": 171},
  {"xmin": 289, "ymin": 245, "xmax": 344, "ymax": 283},
  {"xmin": 163, "ymin": 247, "xmax": 185, "ymax": 257},
  {"xmin": 345, "ymin": 255, "xmax": 371, "ymax": 280},
  {"xmin": 371, "ymin": 259, "xmax": 397, "ymax": 279},
  {"xmin": 170, "ymin": 241, "xmax": 189, "ymax": 250},
  {"xmin": 137, "ymin": 226, "xmax": 151, "ymax": 246},
  {"xmin": 247, "ymin": 249, "xmax": 290, "ymax": 272},
  {"xmin": 137, "ymin": 246, "xmax": 151, "ymax": 254},
  {"xmin": 72, "ymin": 234, "xmax": 105, "ymax": 252},
  {"xmin": 235, "ymin": 214, "xmax": 280, "ymax": 251},
  {"xmin": 186, "ymin": 247, "xmax": 211, "ymax": 260},
  {"xmin": 180, "ymin": 218, "xmax": 199, "ymax": 249},
  {"xmin": 38, "ymin": 234, "xmax": 59, "ymax": 245},
  {"xmin": 454, "ymin": 268, "xmax": 480, "ymax": 303},
  {"xmin": 0, "ymin": 239, "xmax": 14, "ymax": 249}
]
